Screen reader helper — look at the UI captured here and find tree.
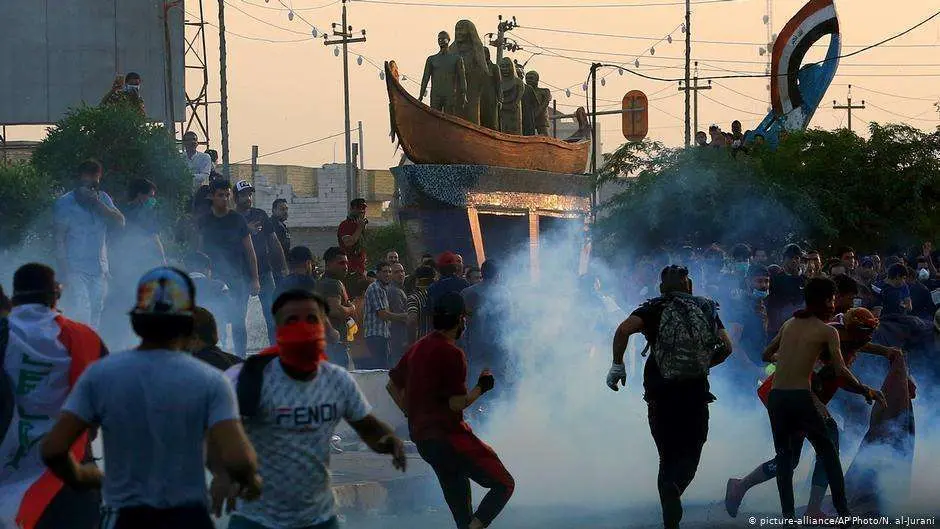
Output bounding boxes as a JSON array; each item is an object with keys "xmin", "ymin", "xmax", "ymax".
[
  {"xmin": 0, "ymin": 162, "xmax": 56, "ymax": 249},
  {"xmin": 31, "ymin": 103, "xmax": 191, "ymax": 220},
  {"xmin": 594, "ymin": 123, "xmax": 940, "ymax": 259}
]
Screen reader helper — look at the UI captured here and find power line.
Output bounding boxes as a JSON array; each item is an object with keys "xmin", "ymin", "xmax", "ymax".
[
  {"xmin": 699, "ymin": 93, "xmax": 765, "ymax": 117},
  {"xmin": 240, "ymin": 0, "xmax": 339, "ymax": 10},
  {"xmin": 233, "ymin": 130, "xmax": 351, "ymax": 163},
  {"xmin": 223, "ymin": 0, "xmax": 312, "ymax": 35},
  {"xmin": 865, "ymin": 102, "xmax": 940, "ymax": 123},
  {"xmin": 187, "ymin": 10, "xmax": 314, "ymax": 42},
  {"xmin": 845, "ymin": 84, "xmax": 939, "ymax": 102},
  {"xmin": 350, "ymin": 0, "xmax": 735, "ymax": 8}
]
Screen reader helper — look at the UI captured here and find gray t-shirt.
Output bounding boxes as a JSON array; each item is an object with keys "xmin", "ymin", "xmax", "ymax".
[{"xmin": 63, "ymin": 349, "xmax": 239, "ymax": 509}]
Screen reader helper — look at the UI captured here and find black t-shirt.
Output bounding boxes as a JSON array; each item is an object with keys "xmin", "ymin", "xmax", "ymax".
[
  {"xmin": 273, "ymin": 218, "xmax": 291, "ymax": 255},
  {"xmin": 632, "ymin": 296, "xmax": 724, "ymax": 403},
  {"xmin": 199, "ymin": 211, "xmax": 250, "ymax": 283},
  {"xmin": 193, "ymin": 345, "xmax": 243, "ymax": 371},
  {"xmin": 275, "ymin": 273, "xmax": 318, "ymax": 300},
  {"xmin": 767, "ymin": 273, "xmax": 806, "ymax": 336},
  {"xmin": 241, "ymin": 208, "xmax": 274, "ymax": 275}
]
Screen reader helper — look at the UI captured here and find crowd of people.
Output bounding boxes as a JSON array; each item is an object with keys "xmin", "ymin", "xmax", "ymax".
[{"xmin": 2, "ymin": 156, "xmax": 939, "ymax": 529}]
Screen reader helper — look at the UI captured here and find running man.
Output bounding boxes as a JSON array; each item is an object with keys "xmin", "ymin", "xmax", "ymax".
[
  {"xmin": 758, "ymin": 278, "xmax": 872, "ymax": 520},
  {"xmin": 607, "ymin": 265, "xmax": 733, "ymax": 529},
  {"xmin": 217, "ymin": 289, "xmax": 406, "ymax": 529},
  {"xmin": 40, "ymin": 267, "xmax": 261, "ymax": 529},
  {"xmin": 725, "ymin": 307, "xmax": 891, "ymax": 518},
  {"xmin": 387, "ymin": 292, "xmax": 514, "ymax": 529}
]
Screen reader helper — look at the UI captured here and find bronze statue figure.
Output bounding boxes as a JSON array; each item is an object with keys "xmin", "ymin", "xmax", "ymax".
[
  {"xmin": 419, "ymin": 31, "xmax": 467, "ymax": 115},
  {"xmin": 498, "ymin": 57, "xmax": 524, "ymax": 135},
  {"xmin": 479, "ymin": 47, "xmax": 501, "ymax": 131},
  {"xmin": 448, "ymin": 20, "xmax": 489, "ymax": 125},
  {"xmin": 522, "ymin": 71, "xmax": 551, "ymax": 136}
]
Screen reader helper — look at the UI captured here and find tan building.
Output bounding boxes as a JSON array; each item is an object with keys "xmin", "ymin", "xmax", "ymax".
[
  {"xmin": 0, "ymin": 140, "xmax": 40, "ymax": 164},
  {"xmin": 230, "ymin": 162, "xmax": 397, "ymax": 258}
]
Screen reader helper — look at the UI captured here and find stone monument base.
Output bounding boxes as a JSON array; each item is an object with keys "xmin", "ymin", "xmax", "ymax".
[{"xmin": 392, "ymin": 164, "xmax": 591, "ymax": 276}]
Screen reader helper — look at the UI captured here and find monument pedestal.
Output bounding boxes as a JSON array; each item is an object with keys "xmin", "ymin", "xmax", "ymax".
[{"xmin": 392, "ymin": 164, "xmax": 591, "ymax": 276}]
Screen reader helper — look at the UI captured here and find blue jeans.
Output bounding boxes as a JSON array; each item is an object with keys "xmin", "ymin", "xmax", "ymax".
[
  {"xmin": 228, "ymin": 514, "xmax": 338, "ymax": 529},
  {"xmin": 362, "ymin": 336, "xmax": 390, "ymax": 369},
  {"xmin": 327, "ymin": 341, "xmax": 351, "ymax": 370},
  {"xmin": 61, "ymin": 272, "xmax": 107, "ymax": 328},
  {"xmin": 258, "ymin": 270, "xmax": 276, "ymax": 346}
]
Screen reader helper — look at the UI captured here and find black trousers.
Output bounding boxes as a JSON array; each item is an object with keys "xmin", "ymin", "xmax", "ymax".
[
  {"xmin": 767, "ymin": 389, "xmax": 849, "ymax": 517},
  {"xmin": 416, "ymin": 433, "xmax": 515, "ymax": 529},
  {"xmin": 34, "ymin": 486, "xmax": 100, "ymax": 529},
  {"xmin": 647, "ymin": 398, "xmax": 709, "ymax": 529},
  {"xmin": 99, "ymin": 504, "xmax": 214, "ymax": 529}
]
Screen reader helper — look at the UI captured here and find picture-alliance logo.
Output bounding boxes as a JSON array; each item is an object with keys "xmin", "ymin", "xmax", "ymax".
[{"xmin": 275, "ymin": 403, "xmax": 338, "ymax": 427}]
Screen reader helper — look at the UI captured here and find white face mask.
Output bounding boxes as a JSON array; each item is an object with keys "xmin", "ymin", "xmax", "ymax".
[{"xmin": 918, "ymin": 268, "xmax": 930, "ymax": 281}]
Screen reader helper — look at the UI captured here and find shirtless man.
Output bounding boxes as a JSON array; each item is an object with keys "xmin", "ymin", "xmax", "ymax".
[
  {"xmin": 760, "ymin": 278, "xmax": 873, "ymax": 520},
  {"xmin": 725, "ymin": 307, "xmax": 892, "ymax": 518}
]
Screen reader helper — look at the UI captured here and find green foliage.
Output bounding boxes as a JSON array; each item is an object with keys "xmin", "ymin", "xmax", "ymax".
[
  {"xmin": 595, "ymin": 123, "xmax": 940, "ymax": 258},
  {"xmin": 364, "ymin": 223, "xmax": 410, "ymax": 270},
  {"xmin": 31, "ymin": 103, "xmax": 191, "ymax": 221},
  {"xmin": 0, "ymin": 162, "xmax": 56, "ymax": 249}
]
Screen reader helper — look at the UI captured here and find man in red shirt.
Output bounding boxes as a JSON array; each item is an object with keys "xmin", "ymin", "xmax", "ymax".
[
  {"xmin": 387, "ymin": 292, "xmax": 514, "ymax": 529},
  {"xmin": 337, "ymin": 199, "xmax": 368, "ymax": 278}
]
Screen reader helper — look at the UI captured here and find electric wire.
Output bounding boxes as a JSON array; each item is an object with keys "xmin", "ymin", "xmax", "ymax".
[
  {"xmin": 350, "ymin": 0, "xmax": 734, "ymax": 8},
  {"xmin": 233, "ymin": 130, "xmax": 351, "ymax": 163}
]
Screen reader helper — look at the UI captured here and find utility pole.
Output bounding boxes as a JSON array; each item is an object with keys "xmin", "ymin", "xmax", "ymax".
[
  {"xmin": 488, "ymin": 15, "xmax": 519, "ymax": 66},
  {"xmin": 217, "ymin": 0, "xmax": 230, "ymax": 177},
  {"xmin": 833, "ymin": 84, "xmax": 865, "ymax": 132},
  {"xmin": 324, "ymin": 0, "xmax": 366, "ymax": 202},
  {"xmin": 358, "ymin": 120, "xmax": 365, "ymax": 171},
  {"xmin": 678, "ymin": 61, "xmax": 711, "ymax": 137},
  {"xmin": 933, "ymin": 100, "xmax": 940, "ymax": 132},
  {"xmin": 683, "ymin": 0, "xmax": 691, "ymax": 147}
]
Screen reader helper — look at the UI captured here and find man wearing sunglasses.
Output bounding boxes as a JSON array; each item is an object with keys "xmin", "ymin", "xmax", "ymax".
[
  {"xmin": 0, "ymin": 263, "xmax": 109, "ymax": 529},
  {"xmin": 724, "ymin": 307, "xmax": 908, "ymax": 519}
]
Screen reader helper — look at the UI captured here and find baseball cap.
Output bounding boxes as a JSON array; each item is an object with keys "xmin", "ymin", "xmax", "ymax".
[
  {"xmin": 132, "ymin": 267, "xmax": 195, "ymax": 317},
  {"xmin": 434, "ymin": 292, "xmax": 466, "ymax": 317},
  {"xmin": 783, "ymin": 244, "xmax": 806, "ymax": 260},
  {"xmin": 437, "ymin": 251, "xmax": 460, "ymax": 268},
  {"xmin": 234, "ymin": 180, "xmax": 254, "ymax": 195},
  {"xmin": 845, "ymin": 307, "xmax": 879, "ymax": 331}
]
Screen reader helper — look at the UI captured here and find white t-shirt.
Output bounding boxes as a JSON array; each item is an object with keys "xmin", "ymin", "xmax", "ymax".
[
  {"xmin": 225, "ymin": 360, "xmax": 371, "ymax": 527},
  {"xmin": 185, "ymin": 150, "xmax": 213, "ymax": 188}
]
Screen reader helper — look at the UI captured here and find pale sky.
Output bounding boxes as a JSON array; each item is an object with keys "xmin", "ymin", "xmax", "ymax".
[{"xmin": 14, "ymin": 0, "xmax": 940, "ymax": 169}]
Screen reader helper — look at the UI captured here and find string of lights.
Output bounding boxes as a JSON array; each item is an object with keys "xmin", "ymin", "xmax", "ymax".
[
  {"xmin": 349, "ymin": 0, "xmax": 735, "ymax": 8},
  {"xmin": 223, "ymin": 0, "xmax": 313, "ymax": 35},
  {"xmin": 186, "ymin": 10, "xmax": 314, "ymax": 42},
  {"xmin": 240, "ymin": 0, "xmax": 339, "ymax": 11}
]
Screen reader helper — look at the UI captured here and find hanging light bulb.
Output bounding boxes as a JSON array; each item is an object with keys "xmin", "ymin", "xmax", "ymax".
[
  {"xmin": 582, "ymin": 83, "xmax": 588, "ymax": 91},
  {"xmin": 771, "ymin": 32, "xmax": 778, "ymax": 41},
  {"xmin": 635, "ymin": 58, "xmax": 640, "ymax": 68},
  {"xmin": 402, "ymin": 75, "xmax": 408, "ymax": 81},
  {"xmin": 763, "ymin": 14, "xmax": 769, "ymax": 24},
  {"xmin": 288, "ymin": 10, "xmax": 294, "ymax": 21},
  {"xmin": 565, "ymin": 88, "xmax": 571, "ymax": 98},
  {"xmin": 357, "ymin": 56, "xmax": 363, "ymax": 66},
  {"xmin": 618, "ymin": 67, "xmax": 624, "ymax": 76},
  {"xmin": 600, "ymin": 77, "xmax": 606, "ymax": 86},
  {"xmin": 650, "ymin": 47, "xmax": 655, "ymax": 56},
  {"xmin": 667, "ymin": 35, "xmax": 673, "ymax": 44},
  {"xmin": 759, "ymin": 47, "xmax": 766, "ymax": 56},
  {"xmin": 311, "ymin": 27, "xmax": 318, "ymax": 37},
  {"xmin": 380, "ymin": 71, "xmax": 385, "ymax": 80},
  {"xmin": 680, "ymin": 24, "xmax": 686, "ymax": 33},
  {"xmin": 333, "ymin": 47, "xmax": 340, "ymax": 57}
]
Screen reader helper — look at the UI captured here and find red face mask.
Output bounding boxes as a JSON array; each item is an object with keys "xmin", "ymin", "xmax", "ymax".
[{"xmin": 276, "ymin": 322, "xmax": 328, "ymax": 372}]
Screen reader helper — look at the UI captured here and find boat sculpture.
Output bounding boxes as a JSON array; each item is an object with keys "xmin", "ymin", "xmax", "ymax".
[
  {"xmin": 747, "ymin": 0, "xmax": 841, "ymax": 147},
  {"xmin": 385, "ymin": 60, "xmax": 592, "ymax": 174}
]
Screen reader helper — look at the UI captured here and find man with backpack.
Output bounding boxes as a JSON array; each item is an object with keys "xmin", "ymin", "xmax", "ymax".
[
  {"xmin": 218, "ymin": 289, "xmax": 406, "ymax": 529},
  {"xmin": 607, "ymin": 265, "xmax": 733, "ymax": 529},
  {"xmin": 0, "ymin": 264, "xmax": 108, "ymax": 529}
]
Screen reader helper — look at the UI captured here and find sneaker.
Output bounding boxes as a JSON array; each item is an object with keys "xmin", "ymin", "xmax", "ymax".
[{"xmin": 725, "ymin": 478, "xmax": 745, "ymax": 518}]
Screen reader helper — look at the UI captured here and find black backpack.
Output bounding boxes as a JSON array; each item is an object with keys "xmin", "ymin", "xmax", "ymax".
[
  {"xmin": 0, "ymin": 318, "xmax": 13, "ymax": 440},
  {"xmin": 236, "ymin": 353, "xmax": 278, "ymax": 419}
]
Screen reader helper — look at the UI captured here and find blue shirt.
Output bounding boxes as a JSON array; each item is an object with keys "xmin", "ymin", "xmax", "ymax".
[
  {"xmin": 53, "ymin": 190, "xmax": 117, "ymax": 276},
  {"xmin": 63, "ymin": 349, "xmax": 239, "ymax": 509}
]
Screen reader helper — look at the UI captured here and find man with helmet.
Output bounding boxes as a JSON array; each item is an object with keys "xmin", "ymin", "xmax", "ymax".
[{"xmin": 40, "ymin": 267, "xmax": 260, "ymax": 528}]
